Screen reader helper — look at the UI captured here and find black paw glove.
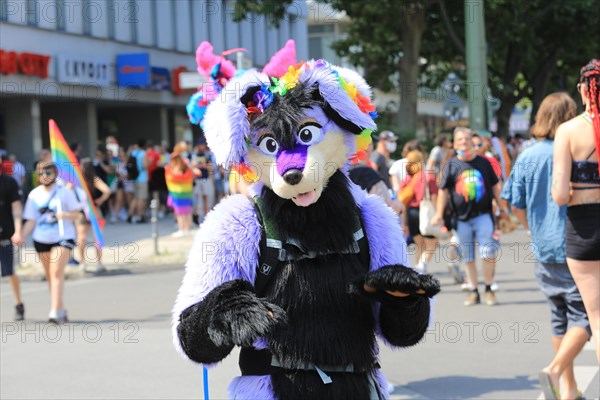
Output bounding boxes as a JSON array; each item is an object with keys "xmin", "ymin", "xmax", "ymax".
[
  {"xmin": 349, "ymin": 265, "xmax": 440, "ymax": 305},
  {"xmin": 204, "ymin": 279, "xmax": 287, "ymax": 347}
]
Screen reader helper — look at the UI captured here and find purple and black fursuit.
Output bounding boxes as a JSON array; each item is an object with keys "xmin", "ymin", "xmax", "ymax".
[{"xmin": 172, "ymin": 60, "xmax": 440, "ymax": 399}]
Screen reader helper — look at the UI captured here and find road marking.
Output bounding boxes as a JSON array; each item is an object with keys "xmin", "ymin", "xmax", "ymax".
[{"xmin": 537, "ymin": 366, "xmax": 600, "ymax": 400}]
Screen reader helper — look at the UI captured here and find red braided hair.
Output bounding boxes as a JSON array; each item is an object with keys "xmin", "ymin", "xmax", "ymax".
[{"xmin": 580, "ymin": 59, "xmax": 600, "ymax": 174}]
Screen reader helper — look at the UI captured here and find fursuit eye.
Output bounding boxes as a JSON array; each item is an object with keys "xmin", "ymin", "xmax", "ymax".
[
  {"xmin": 297, "ymin": 124, "xmax": 322, "ymax": 145},
  {"xmin": 258, "ymin": 137, "xmax": 279, "ymax": 156}
]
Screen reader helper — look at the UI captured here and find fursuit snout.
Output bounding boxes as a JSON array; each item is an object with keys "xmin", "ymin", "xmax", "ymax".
[{"xmin": 276, "ymin": 145, "xmax": 308, "ymax": 185}]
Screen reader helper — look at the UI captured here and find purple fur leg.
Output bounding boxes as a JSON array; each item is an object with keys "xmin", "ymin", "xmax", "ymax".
[
  {"xmin": 374, "ymin": 369, "xmax": 391, "ymax": 400},
  {"xmin": 228, "ymin": 375, "xmax": 274, "ymax": 400}
]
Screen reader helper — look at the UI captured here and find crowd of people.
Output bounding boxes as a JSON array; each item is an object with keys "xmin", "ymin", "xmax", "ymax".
[{"xmin": 348, "ymin": 58, "xmax": 599, "ymax": 400}]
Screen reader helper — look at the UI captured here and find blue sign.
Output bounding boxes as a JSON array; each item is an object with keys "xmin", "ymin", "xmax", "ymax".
[
  {"xmin": 150, "ymin": 67, "xmax": 171, "ymax": 91},
  {"xmin": 116, "ymin": 53, "xmax": 150, "ymax": 87}
]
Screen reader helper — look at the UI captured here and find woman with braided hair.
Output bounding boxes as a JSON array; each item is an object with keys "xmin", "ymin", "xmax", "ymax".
[{"xmin": 553, "ymin": 59, "xmax": 600, "ymax": 366}]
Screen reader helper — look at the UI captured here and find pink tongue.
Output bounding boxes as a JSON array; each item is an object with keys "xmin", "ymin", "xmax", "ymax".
[{"xmin": 294, "ymin": 190, "xmax": 316, "ymax": 207}]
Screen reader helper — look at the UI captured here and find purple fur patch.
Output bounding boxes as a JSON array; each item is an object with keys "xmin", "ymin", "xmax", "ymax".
[
  {"xmin": 228, "ymin": 375, "xmax": 275, "ymax": 399},
  {"xmin": 357, "ymin": 192, "xmax": 409, "ymax": 270},
  {"xmin": 276, "ymin": 145, "xmax": 308, "ymax": 175},
  {"xmin": 172, "ymin": 194, "xmax": 262, "ymax": 359}
]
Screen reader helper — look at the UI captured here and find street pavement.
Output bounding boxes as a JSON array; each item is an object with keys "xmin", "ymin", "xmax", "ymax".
[{"xmin": 1, "ymin": 225, "xmax": 598, "ymax": 399}]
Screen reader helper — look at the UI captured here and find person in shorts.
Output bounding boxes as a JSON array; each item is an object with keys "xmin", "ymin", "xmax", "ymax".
[
  {"xmin": 432, "ymin": 127, "xmax": 508, "ymax": 306},
  {"xmin": 0, "ymin": 154, "xmax": 25, "ymax": 320},
  {"xmin": 504, "ymin": 92, "xmax": 590, "ymax": 400},
  {"xmin": 20, "ymin": 162, "xmax": 81, "ymax": 324}
]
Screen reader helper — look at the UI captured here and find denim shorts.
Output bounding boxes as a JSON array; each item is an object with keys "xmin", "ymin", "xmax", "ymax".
[
  {"xmin": 455, "ymin": 213, "xmax": 499, "ymax": 263},
  {"xmin": 0, "ymin": 240, "xmax": 15, "ymax": 277},
  {"xmin": 535, "ymin": 262, "xmax": 591, "ymax": 337}
]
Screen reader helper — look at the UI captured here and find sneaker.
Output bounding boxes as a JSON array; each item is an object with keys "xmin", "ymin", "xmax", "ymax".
[
  {"xmin": 171, "ymin": 230, "xmax": 185, "ymax": 238},
  {"xmin": 447, "ymin": 262, "xmax": 463, "ymax": 284},
  {"xmin": 48, "ymin": 309, "xmax": 68, "ymax": 324},
  {"xmin": 485, "ymin": 291, "xmax": 498, "ymax": 306},
  {"xmin": 461, "ymin": 282, "xmax": 474, "ymax": 292},
  {"xmin": 95, "ymin": 264, "xmax": 107, "ymax": 273},
  {"xmin": 490, "ymin": 281, "xmax": 499, "ymax": 292},
  {"xmin": 67, "ymin": 258, "xmax": 79, "ymax": 266},
  {"xmin": 15, "ymin": 303, "xmax": 24, "ymax": 321},
  {"xmin": 110, "ymin": 214, "xmax": 117, "ymax": 223},
  {"xmin": 464, "ymin": 291, "xmax": 481, "ymax": 306}
]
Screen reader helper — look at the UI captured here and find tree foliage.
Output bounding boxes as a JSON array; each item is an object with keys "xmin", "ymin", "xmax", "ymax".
[{"xmin": 233, "ymin": 0, "xmax": 600, "ymax": 137}]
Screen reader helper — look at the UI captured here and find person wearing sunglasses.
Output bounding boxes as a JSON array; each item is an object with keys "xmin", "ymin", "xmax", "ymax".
[{"xmin": 17, "ymin": 163, "xmax": 82, "ymax": 324}]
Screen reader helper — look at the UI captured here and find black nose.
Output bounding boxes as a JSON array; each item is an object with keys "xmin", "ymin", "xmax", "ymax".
[{"xmin": 283, "ymin": 169, "xmax": 303, "ymax": 185}]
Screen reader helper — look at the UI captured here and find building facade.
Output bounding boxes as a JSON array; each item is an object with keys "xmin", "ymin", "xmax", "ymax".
[{"xmin": 0, "ymin": 0, "xmax": 308, "ymax": 168}]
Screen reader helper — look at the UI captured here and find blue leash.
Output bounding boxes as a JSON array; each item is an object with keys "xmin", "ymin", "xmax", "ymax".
[{"xmin": 203, "ymin": 366, "xmax": 209, "ymax": 400}]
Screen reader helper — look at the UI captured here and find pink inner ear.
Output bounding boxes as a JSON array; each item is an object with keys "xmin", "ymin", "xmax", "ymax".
[{"xmin": 262, "ymin": 40, "xmax": 297, "ymax": 78}]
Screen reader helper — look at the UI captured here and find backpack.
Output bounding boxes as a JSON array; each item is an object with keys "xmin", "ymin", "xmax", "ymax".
[{"xmin": 126, "ymin": 153, "xmax": 139, "ymax": 180}]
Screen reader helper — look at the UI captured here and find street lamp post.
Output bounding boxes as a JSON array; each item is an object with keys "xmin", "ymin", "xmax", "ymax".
[{"xmin": 465, "ymin": 0, "xmax": 489, "ymax": 130}]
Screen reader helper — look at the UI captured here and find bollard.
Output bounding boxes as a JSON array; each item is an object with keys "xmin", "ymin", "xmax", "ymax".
[{"xmin": 150, "ymin": 192, "xmax": 159, "ymax": 255}]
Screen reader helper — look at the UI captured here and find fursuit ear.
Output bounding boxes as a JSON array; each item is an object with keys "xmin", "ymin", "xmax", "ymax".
[
  {"xmin": 203, "ymin": 70, "xmax": 270, "ymax": 167},
  {"xmin": 300, "ymin": 60, "xmax": 377, "ymax": 135}
]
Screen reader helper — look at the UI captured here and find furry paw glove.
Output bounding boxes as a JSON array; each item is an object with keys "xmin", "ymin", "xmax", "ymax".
[
  {"xmin": 178, "ymin": 279, "xmax": 287, "ymax": 363},
  {"xmin": 349, "ymin": 265, "xmax": 441, "ymax": 306}
]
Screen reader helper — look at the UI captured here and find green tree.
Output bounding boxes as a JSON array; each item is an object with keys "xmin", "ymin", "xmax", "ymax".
[
  {"xmin": 234, "ymin": 0, "xmax": 600, "ymax": 138},
  {"xmin": 423, "ymin": 0, "xmax": 600, "ymax": 136}
]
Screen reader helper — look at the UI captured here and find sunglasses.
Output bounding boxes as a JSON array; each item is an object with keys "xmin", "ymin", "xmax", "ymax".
[
  {"xmin": 38, "ymin": 170, "xmax": 55, "ymax": 177},
  {"xmin": 474, "ymin": 143, "xmax": 483, "ymax": 148}
]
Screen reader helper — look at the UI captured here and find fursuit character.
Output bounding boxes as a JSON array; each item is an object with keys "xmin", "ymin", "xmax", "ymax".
[{"xmin": 172, "ymin": 60, "xmax": 440, "ymax": 400}]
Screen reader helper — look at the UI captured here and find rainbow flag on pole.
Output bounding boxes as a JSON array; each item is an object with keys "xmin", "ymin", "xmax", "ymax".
[{"xmin": 49, "ymin": 119, "xmax": 105, "ymax": 247}]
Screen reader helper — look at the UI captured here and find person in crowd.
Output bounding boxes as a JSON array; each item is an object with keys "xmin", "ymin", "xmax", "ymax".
[
  {"xmin": 369, "ymin": 130, "xmax": 398, "ymax": 188},
  {"xmin": 0, "ymin": 154, "xmax": 25, "ymax": 320},
  {"xmin": 8, "ymin": 154, "xmax": 26, "ymax": 191},
  {"xmin": 349, "ymin": 163, "xmax": 405, "ymax": 218},
  {"xmin": 473, "ymin": 134, "xmax": 502, "ymax": 178},
  {"xmin": 432, "ymin": 127, "xmax": 508, "ymax": 306},
  {"xmin": 69, "ymin": 142, "xmax": 83, "ymax": 162},
  {"xmin": 503, "ymin": 92, "xmax": 590, "ymax": 400},
  {"xmin": 93, "ymin": 148, "xmax": 111, "ymax": 216},
  {"xmin": 399, "ymin": 150, "xmax": 438, "ymax": 273},
  {"xmin": 70, "ymin": 159, "xmax": 111, "ymax": 272},
  {"xmin": 150, "ymin": 143, "xmax": 169, "ymax": 220},
  {"xmin": 19, "ymin": 162, "xmax": 81, "ymax": 324},
  {"xmin": 113, "ymin": 148, "xmax": 134, "ymax": 222},
  {"xmin": 165, "ymin": 151, "xmax": 195, "ymax": 237},
  {"xmin": 192, "ymin": 140, "xmax": 216, "ymax": 224},
  {"xmin": 32, "ymin": 148, "xmax": 52, "ymax": 188},
  {"xmin": 390, "ymin": 139, "xmax": 425, "ymax": 195},
  {"xmin": 128, "ymin": 139, "xmax": 149, "ymax": 224},
  {"xmin": 553, "ymin": 59, "xmax": 600, "ymax": 364},
  {"xmin": 426, "ymin": 134, "xmax": 451, "ymax": 174}
]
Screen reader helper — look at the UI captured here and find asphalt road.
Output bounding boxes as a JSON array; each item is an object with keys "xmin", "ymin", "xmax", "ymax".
[{"xmin": 1, "ymin": 227, "xmax": 598, "ymax": 399}]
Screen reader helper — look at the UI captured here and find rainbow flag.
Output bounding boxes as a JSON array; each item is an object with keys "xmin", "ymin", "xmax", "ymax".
[{"xmin": 49, "ymin": 119, "xmax": 105, "ymax": 247}]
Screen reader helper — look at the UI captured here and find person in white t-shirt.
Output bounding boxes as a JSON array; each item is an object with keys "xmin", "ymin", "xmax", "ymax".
[{"xmin": 19, "ymin": 162, "xmax": 81, "ymax": 324}]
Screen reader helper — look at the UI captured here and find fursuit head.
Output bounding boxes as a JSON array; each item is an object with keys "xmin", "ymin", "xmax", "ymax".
[{"xmin": 173, "ymin": 59, "xmax": 440, "ymax": 400}]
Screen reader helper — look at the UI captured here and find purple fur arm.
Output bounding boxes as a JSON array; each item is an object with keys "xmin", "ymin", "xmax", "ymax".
[
  {"xmin": 355, "ymin": 186, "xmax": 409, "ymax": 270},
  {"xmin": 172, "ymin": 195, "xmax": 261, "ymax": 360}
]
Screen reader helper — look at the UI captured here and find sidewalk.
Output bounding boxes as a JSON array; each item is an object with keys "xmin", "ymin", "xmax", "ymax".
[{"xmin": 15, "ymin": 217, "xmax": 196, "ymax": 280}]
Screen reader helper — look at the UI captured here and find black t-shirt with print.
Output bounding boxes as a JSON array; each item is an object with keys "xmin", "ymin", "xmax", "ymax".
[
  {"xmin": 0, "ymin": 175, "xmax": 20, "ymax": 240},
  {"xmin": 439, "ymin": 155, "xmax": 499, "ymax": 221}
]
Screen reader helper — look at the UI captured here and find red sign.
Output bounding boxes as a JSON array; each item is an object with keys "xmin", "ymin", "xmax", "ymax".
[
  {"xmin": 0, "ymin": 49, "xmax": 51, "ymax": 79},
  {"xmin": 171, "ymin": 66, "xmax": 196, "ymax": 95}
]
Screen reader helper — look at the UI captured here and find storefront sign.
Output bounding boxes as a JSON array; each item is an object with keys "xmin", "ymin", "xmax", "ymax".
[
  {"xmin": 150, "ymin": 67, "xmax": 171, "ymax": 91},
  {"xmin": 116, "ymin": 53, "xmax": 150, "ymax": 87},
  {"xmin": 56, "ymin": 54, "xmax": 111, "ymax": 86},
  {"xmin": 0, "ymin": 49, "xmax": 51, "ymax": 79},
  {"xmin": 171, "ymin": 66, "xmax": 201, "ymax": 95}
]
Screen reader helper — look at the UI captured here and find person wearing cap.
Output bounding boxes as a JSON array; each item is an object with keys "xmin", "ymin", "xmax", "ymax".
[{"xmin": 370, "ymin": 130, "xmax": 398, "ymax": 189}]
